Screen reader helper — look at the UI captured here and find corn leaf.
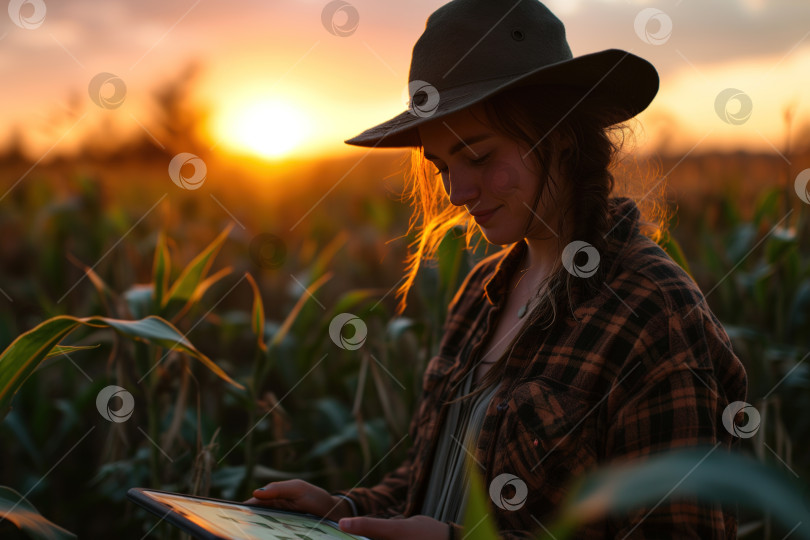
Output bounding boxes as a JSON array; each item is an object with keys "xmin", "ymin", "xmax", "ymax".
[
  {"xmin": 0, "ymin": 317, "xmax": 78, "ymax": 420},
  {"xmin": 269, "ymin": 271, "xmax": 333, "ymax": 349},
  {"xmin": 753, "ymin": 187, "xmax": 781, "ymax": 226},
  {"xmin": 308, "ymin": 230, "xmax": 348, "ymax": 279},
  {"xmin": 66, "ymin": 253, "xmax": 117, "ymax": 318},
  {"xmin": 328, "ymin": 289, "xmax": 388, "ymax": 321},
  {"xmin": 559, "ymin": 445, "xmax": 810, "ymax": 538},
  {"xmin": 152, "ymin": 231, "xmax": 170, "ymax": 309},
  {"xmin": 45, "ymin": 344, "xmax": 100, "ymax": 359},
  {"xmin": 0, "ymin": 315, "xmax": 243, "ymax": 420},
  {"xmin": 161, "ymin": 224, "xmax": 233, "ymax": 318},
  {"xmin": 245, "ymin": 272, "xmax": 266, "ymax": 352},
  {"xmin": 437, "ymin": 226, "xmax": 467, "ymax": 313},
  {"xmin": 170, "ymin": 266, "xmax": 233, "ymax": 323},
  {"xmin": 460, "ymin": 454, "xmax": 501, "ymax": 540},
  {"xmin": 657, "ymin": 231, "xmax": 692, "ymax": 277},
  {"xmin": 123, "ymin": 284, "xmax": 154, "ymax": 320},
  {"xmin": 0, "ymin": 486, "xmax": 76, "ymax": 539}
]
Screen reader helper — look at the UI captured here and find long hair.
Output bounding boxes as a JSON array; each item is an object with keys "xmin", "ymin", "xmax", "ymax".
[{"xmin": 393, "ymin": 84, "xmax": 668, "ymax": 395}]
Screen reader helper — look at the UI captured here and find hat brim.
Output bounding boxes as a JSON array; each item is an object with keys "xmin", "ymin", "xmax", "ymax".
[{"xmin": 344, "ymin": 48, "xmax": 659, "ymax": 148}]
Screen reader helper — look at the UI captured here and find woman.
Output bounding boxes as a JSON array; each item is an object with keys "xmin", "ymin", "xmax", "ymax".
[{"xmin": 246, "ymin": 0, "xmax": 749, "ymax": 538}]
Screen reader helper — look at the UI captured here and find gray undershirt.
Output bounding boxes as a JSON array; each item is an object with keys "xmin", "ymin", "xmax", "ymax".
[{"xmin": 420, "ymin": 368, "xmax": 500, "ymax": 523}]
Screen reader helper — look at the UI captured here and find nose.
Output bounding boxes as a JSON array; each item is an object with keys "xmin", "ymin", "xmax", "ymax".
[{"xmin": 444, "ymin": 168, "xmax": 480, "ymax": 207}]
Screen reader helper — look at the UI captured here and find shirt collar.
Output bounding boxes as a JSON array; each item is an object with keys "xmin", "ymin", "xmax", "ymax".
[{"xmin": 482, "ymin": 196, "xmax": 641, "ymax": 306}]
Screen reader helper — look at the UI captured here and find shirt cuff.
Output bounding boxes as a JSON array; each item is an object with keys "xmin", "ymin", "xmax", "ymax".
[{"xmin": 331, "ymin": 493, "xmax": 359, "ymax": 517}]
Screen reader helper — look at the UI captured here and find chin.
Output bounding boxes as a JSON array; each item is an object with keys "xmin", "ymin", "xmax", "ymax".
[{"xmin": 478, "ymin": 228, "xmax": 522, "ymax": 246}]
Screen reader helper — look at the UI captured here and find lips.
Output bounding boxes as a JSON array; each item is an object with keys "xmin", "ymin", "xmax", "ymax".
[
  {"xmin": 470, "ymin": 205, "xmax": 500, "ymax": 225},
  {"xmin": 470, "ymin": 206, "xmax": 500, "ymax": 217}
]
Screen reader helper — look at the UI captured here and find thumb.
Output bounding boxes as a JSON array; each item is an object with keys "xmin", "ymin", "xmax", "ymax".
[{"xmin": 339, "ymin": 516, "xmax": 399, "ymax": 539}]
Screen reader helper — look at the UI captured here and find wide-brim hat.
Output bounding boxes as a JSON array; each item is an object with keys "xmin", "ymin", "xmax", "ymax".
[{"xmin": 345, "ymin": 0, "xmax": 659, "ymax": 148}]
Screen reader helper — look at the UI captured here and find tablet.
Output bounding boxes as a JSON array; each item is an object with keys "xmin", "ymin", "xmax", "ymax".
[{"xmin": 127, "ymin": 488, "xmax": 370, "ymax": 540}]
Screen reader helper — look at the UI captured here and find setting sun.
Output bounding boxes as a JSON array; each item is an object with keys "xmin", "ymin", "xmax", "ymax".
[{"xmin": 213, "ymin": 99, "xmax": 311, "ymax": 159}]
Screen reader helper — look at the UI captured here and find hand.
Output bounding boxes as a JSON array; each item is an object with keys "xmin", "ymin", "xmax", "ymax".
[
  {"xmin": 243, "ymin": 479, "xmax": 354, "ymax": 522},
  {"xmin": 338, "ymin": 514, "xmax": 451, "ymax": 540}
]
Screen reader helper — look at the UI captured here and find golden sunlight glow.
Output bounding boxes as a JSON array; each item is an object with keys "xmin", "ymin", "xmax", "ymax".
[{"xmin": 213, "ymin": 99, "xmax": 312, "ymax": 159}]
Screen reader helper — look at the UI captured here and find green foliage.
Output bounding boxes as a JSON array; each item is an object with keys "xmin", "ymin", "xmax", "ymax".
[
  {"xmin": 456, "ymin": 446, "xmax": 810, "ymax": 539},
  {"xmin": 160, "ymin": 224, "xmax": 233, "ymax": 321},
  {"xmin": 694, "ymin": 186, "xmax": 810, "ymax": 486},
  {"xmin": 657, "ymin": 229, "xmax": 692, "ymax": 276},
  {"xmin": 0, "ymin": 160, "xmax": 807, "ymax": 539},
  {"xmin": 461, "ymin": 466, "xmax": 501, "ymax": 540},
  {"xmin": 560, "ymin": 447, "xmax": 810, "ymax": 538},
  {"xmin": 0, "ymin": 307, "xmax": 242, "ymax": 536},
  {"xmin": 0, "ymin": 314, "xmax": 241, "ymax": 420},
  {"xmin": 0, "ymin": 487, "xmax": 76, "ymax": 540}
]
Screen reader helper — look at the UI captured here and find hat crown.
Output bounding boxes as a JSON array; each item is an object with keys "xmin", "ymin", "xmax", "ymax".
[{"xmin": 409, "ymin": 0, "xmax": 573, "ymax": 90}]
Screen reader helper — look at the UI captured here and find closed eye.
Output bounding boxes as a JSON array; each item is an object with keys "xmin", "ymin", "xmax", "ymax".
[
  {"xmin": 470, "ymin": 152, "xmax": 491, "ymax": 166},
  {"xmin": 429, "ymin": 151, "xmax": 490, "ymax": 175}
]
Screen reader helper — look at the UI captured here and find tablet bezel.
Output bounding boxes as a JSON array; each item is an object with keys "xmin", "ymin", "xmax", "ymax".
[{"xmin": 127, "ymin": 487, "xmax": 367, "ymax": 540}]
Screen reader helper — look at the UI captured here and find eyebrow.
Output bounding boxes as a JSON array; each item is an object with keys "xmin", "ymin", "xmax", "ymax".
[{"xmin": 423, "ymin": 133, "xmax": 492, "ymax": 161}]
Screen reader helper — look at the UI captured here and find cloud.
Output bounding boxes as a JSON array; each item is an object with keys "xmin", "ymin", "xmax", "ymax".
[
  {"xmin": 558, "ymin": 0, "xmax": 810, "ymax": 75},
  {"xmin": 2, "ymin": 0, "xmax": 808, "ymax": 156}
]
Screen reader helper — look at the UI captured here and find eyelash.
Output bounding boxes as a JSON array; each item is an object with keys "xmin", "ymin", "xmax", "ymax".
[
  {"xmin": 434, "ymin": 152, "xmax": 491, "ymax": 175},
  {"xmin": 470, "ymin": 152, "xmax": 491, "ymax": 166}
]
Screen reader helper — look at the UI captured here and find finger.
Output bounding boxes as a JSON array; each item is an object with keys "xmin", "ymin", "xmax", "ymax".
[
  {"xmin": 252, "ymin": 479, "xmax": 305, "ymax": 499},
  {"xmin": 251, "ymin": 486, "xmax": 275, "ymax": 499},
  {"xmin": 251, "ymin": 484, "xmax": 287, "ymax": 499},
  {"xmin": 243, "ymin": 497, "xmax": 260, "ymax": 505},
  {"xmin": 339, "ymin": 516, "xmax": 401, "ymax": 540}
]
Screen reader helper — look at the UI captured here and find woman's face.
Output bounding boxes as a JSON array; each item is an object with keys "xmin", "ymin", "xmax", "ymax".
[{"xmin": 418, "ymin": 103, "xmax": 569, "ymax": 246}]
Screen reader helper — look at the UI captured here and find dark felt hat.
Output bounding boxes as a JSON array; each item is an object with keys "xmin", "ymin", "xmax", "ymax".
[{"xmin": 345, "ymin": 0, "xmax": 659, "ymax": 148}]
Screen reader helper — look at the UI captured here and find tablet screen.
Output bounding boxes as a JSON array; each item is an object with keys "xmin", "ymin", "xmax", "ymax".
[{"xmin": 141, "ymin": 490, "xmax": 365, "ymax": 540}]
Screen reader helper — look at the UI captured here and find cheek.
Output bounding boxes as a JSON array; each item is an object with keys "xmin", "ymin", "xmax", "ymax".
[{"xmin": 484, "ymin": 160, "xmax": 521, "ymax": 196}]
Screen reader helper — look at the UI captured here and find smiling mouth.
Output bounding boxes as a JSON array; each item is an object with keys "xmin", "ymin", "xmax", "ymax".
[
  {"xmin": 471, "ymin": 206, "xmax": 500, "ymax": 224},
  {"xmin": 470, "ymin": 205, "xmax": 500, "ymax": 217}
]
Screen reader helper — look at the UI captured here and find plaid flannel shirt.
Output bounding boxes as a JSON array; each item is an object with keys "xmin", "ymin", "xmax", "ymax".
[{"xmin": 336, "ymin": 196, "xmax": 748, "ymax": 539}]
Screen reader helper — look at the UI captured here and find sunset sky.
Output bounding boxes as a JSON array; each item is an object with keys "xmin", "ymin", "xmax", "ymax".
[{"xmin": 1, "ymin": 0, "xmax": 809, "ymax": 161}]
